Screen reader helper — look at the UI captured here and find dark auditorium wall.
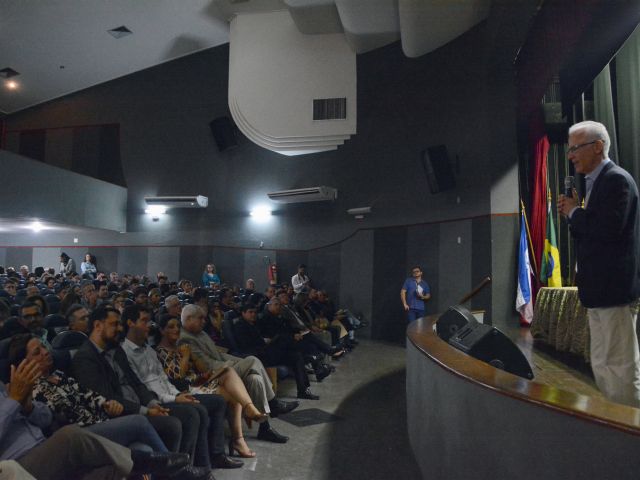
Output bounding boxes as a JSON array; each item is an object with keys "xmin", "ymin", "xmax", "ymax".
[{"xmin": 1, "ymin": 5, "xmax": 533, "ymax": 336}]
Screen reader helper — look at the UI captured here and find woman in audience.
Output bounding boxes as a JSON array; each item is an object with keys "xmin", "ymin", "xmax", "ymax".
[
  {"xmin": 59, "ymin": 253, "xmax": 76, "ymax": 275},
  {"xmin": 80, "ymin": 253, "xmax": 97, "ymax": 279},
  {"xmin": 202, "ymin": 264, "xmax": 221, "ymax": 288},
  {"xmin": 7, "ymin": 334, "xmax": 171, "ymax": 453},
  {"xmin": 155, "ymin": 313, "xmax": 266, "ymax": 458}
]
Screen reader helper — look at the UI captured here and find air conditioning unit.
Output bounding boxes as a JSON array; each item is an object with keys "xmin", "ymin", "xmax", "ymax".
[
  {"xmin": 267, "ymin": 186, "xmax": 337, "ymax": 204},
  {"xmin": 144, "ymin": 195, "xmax": 208, "ymax": 208}
]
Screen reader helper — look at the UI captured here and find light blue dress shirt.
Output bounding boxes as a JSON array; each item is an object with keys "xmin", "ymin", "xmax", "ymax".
[{"xmin": 0, "ymin": 381, "xmax": 52, "ymax": 460}]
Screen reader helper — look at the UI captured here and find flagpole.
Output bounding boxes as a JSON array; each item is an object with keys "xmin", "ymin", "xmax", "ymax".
[{"xmin": 520, "ymin": 199, "xmax": 539, "ymax": 278}]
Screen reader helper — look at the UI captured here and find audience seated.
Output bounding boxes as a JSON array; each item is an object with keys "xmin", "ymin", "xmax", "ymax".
[
  {"xmin": 120, "ymin": 304, "xmax": 243, "ymax": 471},
  {"xmin": 0, "ymin": 261, "xmax": 363, "ymax": 477},
  {"xmin": 7, "ymin": 334, "xmax": 177, "ymax": 457},
  {"xmin": 69, "ymin": 306, "xmax": 209, "ymax": 479},
  {"xmin": 0, "ymin": 358, "xmax": 189, "ymax": 479}
]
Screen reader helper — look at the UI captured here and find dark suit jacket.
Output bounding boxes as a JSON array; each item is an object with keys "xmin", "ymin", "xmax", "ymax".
[
  {"xmin": 232, "ymin": 319, "xmax": 268, "ymax": 357},
  {"xmin": 258, "ymin": 311, "xmax": 295, "ymax": 339},
  {"xmin": 570, "ymin": 161, "xmax": 640, "ymax": 308},
  {"xmin": 70, "ymin": 340, "xmax": 158, "ymax": 415}
]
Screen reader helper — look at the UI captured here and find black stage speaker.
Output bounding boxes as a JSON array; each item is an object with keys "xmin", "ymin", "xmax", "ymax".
[
  {"xmin": 209, "ymin": 116, "xmax": 237, "ymax": 152},
  {"xmin": 436, "ymin": 305, "xmax": 478, "ymax": 342},
  {"xmin": 448, "ymin": 323, "xmax": 534, "ymax": 380},
  {"xmin": 421, "ymin": 145, "xmax": 456, "ymax": 194}
]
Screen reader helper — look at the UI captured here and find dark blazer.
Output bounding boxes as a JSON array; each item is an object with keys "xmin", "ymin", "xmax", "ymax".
[
  {"xmin": 258, "ymin": 310, "xmax": 295, "ymax": 339},
  {"xmin": 70, "ymin": 340, "xmax": 157, "ymax": 415},
  {"xmin": 232, "ymin": 319, "xmax": 268, "ymax": 357},
  {"xmin": 570, "ymin": 161, "xmax": 640, "ymax": 308}
]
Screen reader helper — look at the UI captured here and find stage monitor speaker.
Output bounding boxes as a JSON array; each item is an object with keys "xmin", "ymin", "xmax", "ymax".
[
  {"xmin": 421, "ymin": 145, "xmax": 456, "ymax": 194},
  {"xmin": 209, "ymin": 116, "xmax": 237, "ymax": 152},
  {"xmin": 449, "ymin": 323, "xmax": 534, "ymax": 380},
  {"xmin": 436, "ymin": 305, "xmax": 478, "ymax": 342}
]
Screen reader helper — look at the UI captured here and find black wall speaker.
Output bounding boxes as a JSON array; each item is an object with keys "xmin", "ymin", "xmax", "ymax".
[
  {"xmin": 436, "ymin": 305, "xmax": 477, "ymax": 342},
  {"xmin": 209, "ymin": 116, "xmax": 237, "ymax": 152},
  {"xmin": 421, "ymin": 145, "xmax": 456, "ymax": 194},
  {"xmin": 448, "ymin": 323, "xmax": 534, "ymax": 380}
]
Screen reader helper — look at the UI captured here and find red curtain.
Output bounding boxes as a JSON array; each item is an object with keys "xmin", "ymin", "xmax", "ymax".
[{"xmin": 529, "ymin": 113, "xmax": 549, "ymax": 299}]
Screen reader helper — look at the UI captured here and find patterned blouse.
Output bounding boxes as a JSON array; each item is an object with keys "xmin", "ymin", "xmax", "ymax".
[
  {"xmin": 155, "ymin": 346, "xmax": 220, "ymax": 395},
  {"xmin": 32, "ymin": 370, "xmax": 109, "ymax": 426}
]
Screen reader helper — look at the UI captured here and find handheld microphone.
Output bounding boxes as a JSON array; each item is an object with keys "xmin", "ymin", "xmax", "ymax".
[{"xmin": 564, "ymin": 176, "xmax": 574, "ymax": 198}]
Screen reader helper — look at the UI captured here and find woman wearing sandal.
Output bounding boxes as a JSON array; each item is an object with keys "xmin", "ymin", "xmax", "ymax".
[{"xmin": 155, "ymin": 314, "xmax": 267, "ymax": 458}]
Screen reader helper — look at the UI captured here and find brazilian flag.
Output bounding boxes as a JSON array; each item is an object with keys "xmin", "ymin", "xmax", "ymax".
[{"xmin": 541, "ymin": 196, "xmax": 562, "ymax": 287}]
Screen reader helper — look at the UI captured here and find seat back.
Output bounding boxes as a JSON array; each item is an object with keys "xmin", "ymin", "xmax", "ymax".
[
  {"xmin": 0, "ymin": 337, "xmax": 13, "ymax": 383},
  {"xmin": 51, "ymin": 330, "xmax": 88, "ymax": 350}
]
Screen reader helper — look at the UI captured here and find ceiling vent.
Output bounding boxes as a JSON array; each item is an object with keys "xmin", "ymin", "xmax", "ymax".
[
  {"xmin": 313, "ymin": 98, "xmax": 347, "ymax": 120},
  {"xmin": 268, "ymin": 186, "xmax": 337, "ymax": 204},
  {"xmin": 107, "ymin": 26, "xmax": 133, "ymax": 39},
  {"xmin": 0, "ymin": 68, "xmax": 20, "ymax": 78},
  {"xmin": 144, "ymin": 195, "xmax": 208, "ymax": 208}
]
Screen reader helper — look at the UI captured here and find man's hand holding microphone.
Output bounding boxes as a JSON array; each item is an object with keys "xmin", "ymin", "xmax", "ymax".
[{"xmin": 558, "ymin": 175, "xmax": 579, "ymax": 218}]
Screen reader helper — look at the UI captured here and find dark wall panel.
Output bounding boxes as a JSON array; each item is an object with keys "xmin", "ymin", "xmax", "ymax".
[
  {"xmin": 117, "ymin": 247, "xmax": 149, "ymax": 277},
  {"xmin": 244, "ymin": 249, "xmax": 276, "ymax": 292},
  {"xmin": 372, "ymin": 227, "xmax": 408, "ymax": 343},
  {"xmin": 339, "ymin": 230, "xmax": 374, "ymax": 334},
  {"xmin": 89, "ymin": 247, "xmax": 119, "ymax": 276},
  {"xmin": 308, "ymin": 244, "xmax": 342, "ymax": 303},
  {"xmin": 179, "ymin": 246, "xmax": 213, "ymax": 285},
  {"xmin": 491, "ymin": 215, "xmax": 519, "ymax": 331},
  {"xmin": 5, "ymin": 248, "xmax": 33, "ymax": 272},
  {"xmin": 437, "ymin": 220, "xmax": 472, "ymax": 313},
  {"xmin": 472, "ymin": 217, "xmax": 493, "ymax": 323},
  {"xmin": 275, "ymin": 250, "xmax": 308, "ymax": 288},
  {"xmin": 148, "ymin": 247, "xmax": 180, "ymax": 284},
  {"xmin": 211, "ymin": 247, "xmax": 245, "ymax": 287}
]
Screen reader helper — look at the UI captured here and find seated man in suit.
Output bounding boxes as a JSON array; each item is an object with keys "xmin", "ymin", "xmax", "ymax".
[
  {"xmin": 120, "ymin": 304, "xmax": 242, "ymax": 470},
  {"xmin": 233, "ymin": 304, "xmax": 320, "ymax": 399},
  {"xmin": 180, "ymin": 304, "xmax": 296, "ymax": 443},
  {"xmin": 70, "ymin": 306, "xmax": 210, "ymax": 479},
  {"xmin": 1, "ymin": 358, "xmax": 187, "ymax": 479},
  {"xmin": 261, "ymin": 298, "xmax": 341, "ymax": 369}
]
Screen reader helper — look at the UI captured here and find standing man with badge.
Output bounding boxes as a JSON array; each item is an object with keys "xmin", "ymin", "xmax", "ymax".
[
  {"xmin": 401, "ymin": 266, "xmax": 431, "ymax": 322},
  {"xmin": 558, "ymin": 120, "xmax": 640, "ymax": 408}
]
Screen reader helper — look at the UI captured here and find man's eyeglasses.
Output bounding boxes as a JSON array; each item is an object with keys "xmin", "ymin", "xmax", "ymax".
[{"xmin": 567, "ymin": 140, "xmax": 599, "ymax": 154}]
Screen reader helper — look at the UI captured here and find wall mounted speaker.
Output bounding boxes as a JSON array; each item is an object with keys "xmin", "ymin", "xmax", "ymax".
[
  {"xmin": 209, "ymin": 116, "xmax": 237, "ymax": 152},
  {"xmin": 448, "ymin": 323, "xmax": 534, "ymax": 380},
  {"xmin": 421, "ymin": 145, "xmax": 456, "ymax": 194},
  {"xmin": 436, "ymin": 305, "xmax": 477, "ymax": 342}
]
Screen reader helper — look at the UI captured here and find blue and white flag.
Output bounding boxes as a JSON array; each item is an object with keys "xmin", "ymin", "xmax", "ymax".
[{"xmin": 516, "ymin": 211, "xmax": 533, "ymax": 325}]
